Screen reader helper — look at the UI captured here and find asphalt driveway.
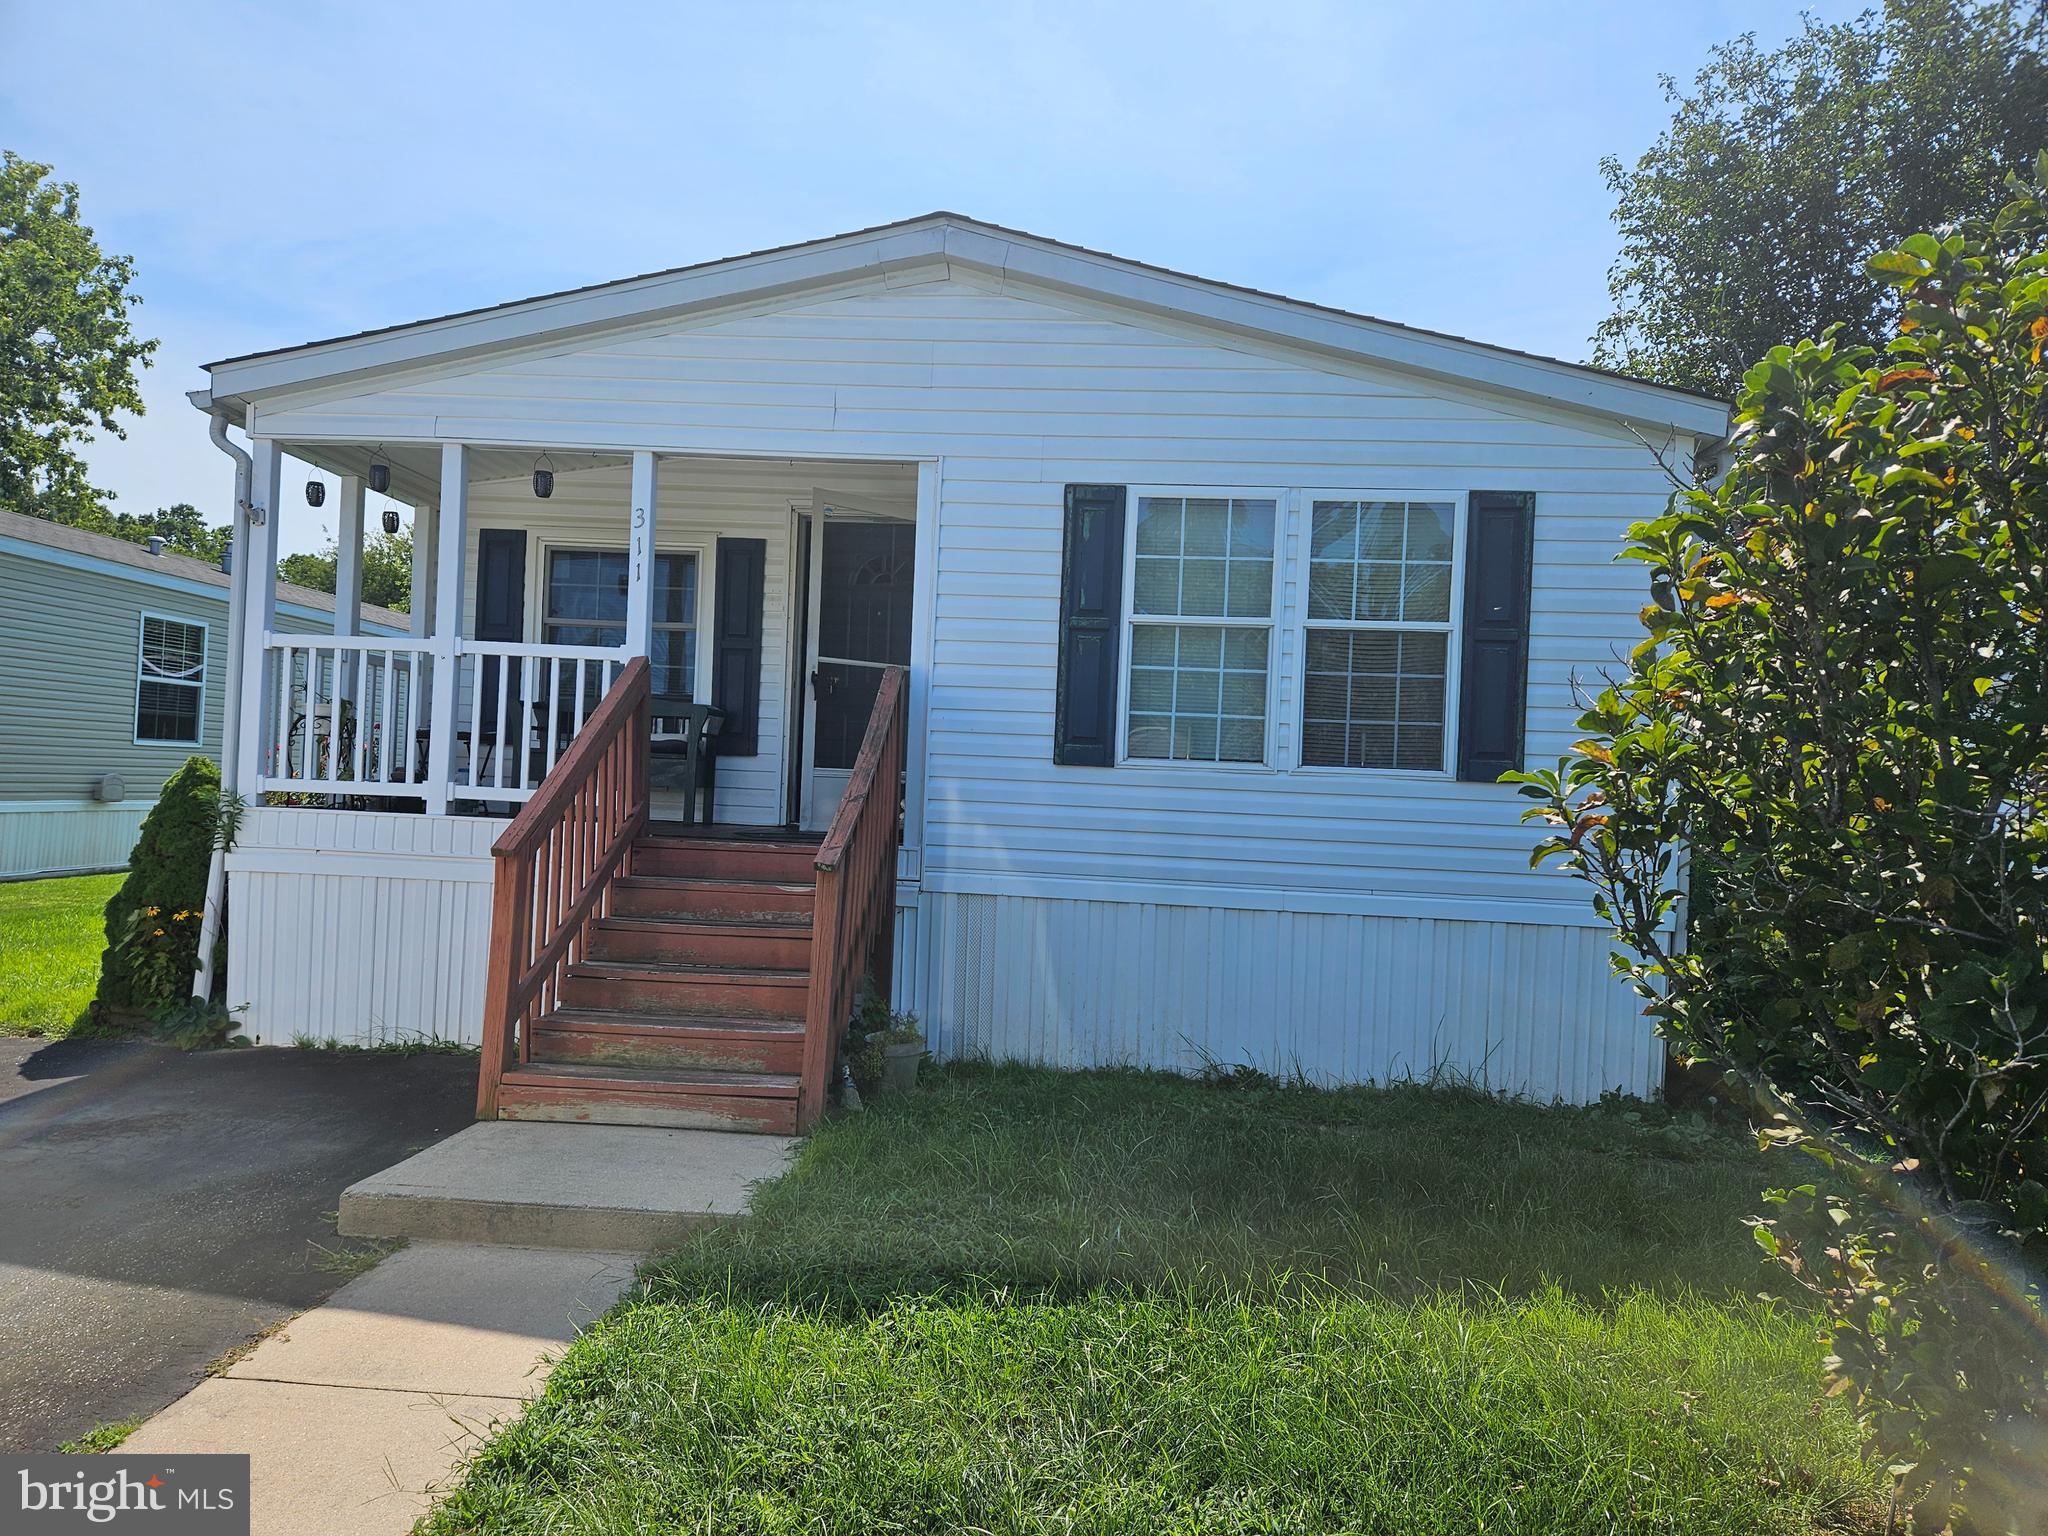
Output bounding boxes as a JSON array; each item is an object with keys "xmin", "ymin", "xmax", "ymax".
[{"xmin": 0, "ymin": 1037, "xmax": 475, "ymax": 1451}]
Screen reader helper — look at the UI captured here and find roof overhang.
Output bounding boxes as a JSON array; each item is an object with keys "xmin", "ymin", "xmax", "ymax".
[{"xmin": 197, "ymin": 214, "xmax": 1729, "ymax": 441}]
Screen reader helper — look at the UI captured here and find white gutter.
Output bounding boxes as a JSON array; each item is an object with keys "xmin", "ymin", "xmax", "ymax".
[{"xmin": 192, "ymin": 404, "xmax": 253, "ymax": 1001}]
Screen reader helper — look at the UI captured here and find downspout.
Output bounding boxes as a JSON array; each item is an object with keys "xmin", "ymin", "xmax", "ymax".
[{"xmin": 192, "ymin": 405, "xmax": 254, "ymax": 1001}]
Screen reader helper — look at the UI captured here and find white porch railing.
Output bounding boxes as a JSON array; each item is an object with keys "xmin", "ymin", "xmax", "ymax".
[
  {"xmin": 452, "ymin": 639, "xmax": 626, "ymax": 802},
  {"xmin": 256, "ymin": 635, "xmax": 626, "ymax": 806}
]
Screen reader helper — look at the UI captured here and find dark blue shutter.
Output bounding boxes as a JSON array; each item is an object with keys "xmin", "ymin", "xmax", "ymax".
[
  {"xmin": 1054, "ymin": 484, "xmax": 1126, "ymax": 766},
  {"xmin": 474, "ymin": 529, "xmax": 526, "ymax": 723},
  {"xmin": 712, "ymin": 537, "xmax": 766, "ymax": 756},
  {"xmin": 1456, "ymin": 491, "xmax": 1535, "ymax": 782}
]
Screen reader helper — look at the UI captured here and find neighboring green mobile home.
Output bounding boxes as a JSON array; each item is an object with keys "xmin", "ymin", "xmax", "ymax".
[{"xmin": 0, "ymin": 508, "xmax": 405, "ymax": 878}]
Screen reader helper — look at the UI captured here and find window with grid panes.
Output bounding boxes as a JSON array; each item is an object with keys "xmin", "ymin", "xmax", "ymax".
[
  {"xmin": 1125, "ymin": 495, "xmax": 1274, "ymax": 763},
  {"xmin": 1301, "ymin": 499, "xmax": 1457, "ymax": 771}
]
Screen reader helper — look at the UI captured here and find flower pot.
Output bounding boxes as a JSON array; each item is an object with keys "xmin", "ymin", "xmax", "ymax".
[{"xmin": 879, "ymin": 1040, "xmax": 923, "ymax": 1096}]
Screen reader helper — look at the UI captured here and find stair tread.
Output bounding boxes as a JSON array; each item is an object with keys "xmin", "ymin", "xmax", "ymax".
[
  {"xmin": 503, "ymin": 1061, "xmax": 799, "ymax": 1096},
  {"xmin": 596, "ymin": 913, "xmax": 812, "ymax": 934},
  {"xmin": 536, "ymin": 1007, "xmax": 804, "ymax": 1036},
  {"xmin": 616, "ymin": 874, "xmax": 816, "ymax": 893},
  {"xmin": 636, "ymin": 835, "xmax": 822, "ymax": 855},
  {"xmin": 569, "ymin": 958, "xmax": 809, "ymax": 983}
]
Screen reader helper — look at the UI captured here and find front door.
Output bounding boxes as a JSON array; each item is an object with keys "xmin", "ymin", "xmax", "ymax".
[{"xmin": 800, "ymin": 499, "xmax": 915, "ymax": 831}]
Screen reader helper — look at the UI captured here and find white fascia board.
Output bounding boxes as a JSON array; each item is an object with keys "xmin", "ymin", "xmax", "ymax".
[
  {"xmin": 944, "ymin": 228, "xmax": 1729, "ymax": 440},
  {"xmin": 206, "ymin": 223, "xmax": 953, "ymax": 403}
]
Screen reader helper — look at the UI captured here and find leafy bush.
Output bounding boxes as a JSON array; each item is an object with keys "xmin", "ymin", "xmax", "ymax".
[
  {"xmin": 95, "ymin": 755, "xmax": 228, "ymax": 1013},
  {"xmin": 1511, "ymin": 160, "xmax": 2048, "ymax": 1532}
]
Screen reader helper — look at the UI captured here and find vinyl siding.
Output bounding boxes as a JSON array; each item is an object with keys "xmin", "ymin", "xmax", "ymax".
[
  {"xmin": 260, "ymin": 271, "xmax": 1678, "ymax": 923},
  {"xmin": 0, "ymin": 548, "xmax": 229, "ymax": 802}
]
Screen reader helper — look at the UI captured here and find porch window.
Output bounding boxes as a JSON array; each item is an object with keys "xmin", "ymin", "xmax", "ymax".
[
  {"xmin": 135, "ymin": 613, "xmax": 207, "ymax": 746},
  {"xmin": 1124, "ymin": 495, "xmax": 1275, "ymax": 763},
  {"xmin": 1301, "ymin": 499, "xmax": 1459, "ymax": 771},
  {"xmin": 543, "ymin": 549, "xmax": 697, "ymax": 696}
]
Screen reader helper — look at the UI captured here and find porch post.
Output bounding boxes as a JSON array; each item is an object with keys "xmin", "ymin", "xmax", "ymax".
[
  {"xmin": 233, "ymin": 439, "xmax": 282, "ymax": 794},
  {"xmin": 410, "ymin": 502, "xmax": 438, "ymax": 638},
  {"xmin": 424, "ymin": 445, "xmax": 467, "ymax": 814},
  {"xmin": 624, "ymin": 449, "xmax": 658, "ymax": 662},
  {"xmin": 333, "ymin": 474, "xmax": 365, "ymax": 639}
]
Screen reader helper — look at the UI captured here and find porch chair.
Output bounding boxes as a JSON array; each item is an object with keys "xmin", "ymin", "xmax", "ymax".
[{"xmin": 648, "ymin": 697, "xmax": 726, "ymax": 826}]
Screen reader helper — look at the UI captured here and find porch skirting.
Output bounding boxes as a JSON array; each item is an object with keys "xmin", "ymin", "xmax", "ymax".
[
  {"xmin": 225, "ymin": 808, "xmax": 1657, "ymax": 1101},
  {"xmin": 225, "ymin": 808, "xmax": 495, "ymax": 1047},
  {"xmin": 0, "ymin": 799, "xmax": 151, "ymax": 880}
]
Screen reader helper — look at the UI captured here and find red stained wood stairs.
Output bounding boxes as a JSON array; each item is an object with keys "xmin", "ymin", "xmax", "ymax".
[
  {"xmin": 475, "ymin": 657, "xmax": 906, "ymax": 1137},
  {"xmin": 496, "ymin": 835, "xmax": 822, "ymax": 1134}
]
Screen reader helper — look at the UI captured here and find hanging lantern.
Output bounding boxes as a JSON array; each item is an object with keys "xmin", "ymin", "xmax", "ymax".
[
  {"xmin": 304, "ymin": 479, "xmax": 326, "ymax": 507},
  {"xmin": 381, "ymin": 505, "xmax": 402, "ymax": 535},
  {"xmin": 368, "ymin": 448, "xmax": 391, "ymax": 495},
  {"xmin": 532, "ymin": 451, "xmax": 555, "ymax": 500}
]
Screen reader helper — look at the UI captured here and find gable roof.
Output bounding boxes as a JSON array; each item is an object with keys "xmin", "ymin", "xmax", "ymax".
[
  {"xmin": 199, "ymin": 212, "xmax": 1729, "ymax": 439},
  {"xmin": 0, "ymin": 508, "xmax": 409, "ymax": 630}
]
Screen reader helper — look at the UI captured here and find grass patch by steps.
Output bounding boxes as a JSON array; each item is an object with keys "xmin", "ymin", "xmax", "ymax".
[
  {"xmin": 0, "ymin": 873, "xmax": 120, "ymax": 1038},
  {"xmin": 424, "ymin": 1064, "xmax": 1883, "ymax": 1536}
]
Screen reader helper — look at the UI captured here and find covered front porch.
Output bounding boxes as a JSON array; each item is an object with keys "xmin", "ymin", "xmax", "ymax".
[
  {"xmin": 216, "ymin": 438, "xmax": 928, "ymax": 1132},
  {"xmin": 230, "ymin": 439, "xmax": 928, "ymax": 841}
]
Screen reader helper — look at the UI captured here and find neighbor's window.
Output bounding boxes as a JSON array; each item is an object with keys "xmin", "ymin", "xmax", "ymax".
[
  {"xmin": 1301, "ymin": 499, "xmax": 1458, "ymax": 771},
  {"xmin": 1125, "ymin": 495, "xmax": 1275, "ymax": 763},
  {"xmin": 136, "ymin": 613, "xmax": 207, "ymax": 745},
  {"xmin": 543, "ymin": 548, "xmax": 698, "ymax": 697}
]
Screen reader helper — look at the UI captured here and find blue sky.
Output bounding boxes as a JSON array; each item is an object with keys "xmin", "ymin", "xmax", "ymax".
[{"xmin": 2, "ymin": 0, "xmax": 1850, "ymax": 556}]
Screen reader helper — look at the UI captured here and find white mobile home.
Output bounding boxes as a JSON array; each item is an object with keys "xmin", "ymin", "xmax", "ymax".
[
  {"xmin": 0, "ymin": 508, "xmax": 404, "ymax": 878},
  {"xmin": 191, "ymin": 214, "xmax": 1726, "ymax": 1131}
]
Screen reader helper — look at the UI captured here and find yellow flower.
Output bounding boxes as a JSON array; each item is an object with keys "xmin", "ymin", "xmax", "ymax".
[
  {"xmin": 146, "ymin": 906, "xmax": 160, "ymax": 916},
  {"xmin": 153, "ymin": 928, "xmax": 165, "ymax": 937}
]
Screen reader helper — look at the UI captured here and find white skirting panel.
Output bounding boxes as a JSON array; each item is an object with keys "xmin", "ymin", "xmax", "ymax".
[
  {"xmin": 897, "ymin": 890, "xmax": 1661, "ymax": 1104},
  {"xmin": 0, "ymin": 800, "xmax": 150, "ymax": 878},
  {"xmin": 224, "ymin": 808, "xmax": 496, "ymax": 1046}
]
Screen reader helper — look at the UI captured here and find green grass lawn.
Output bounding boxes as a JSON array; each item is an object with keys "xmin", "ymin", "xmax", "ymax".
[
  {"xmin": 424, "ymin": 1065, "xmax": 1882, "ymax": 1536},
  {"xmin": 0, "ymin": 873, "xmax": 119, "ymax": 1038}
]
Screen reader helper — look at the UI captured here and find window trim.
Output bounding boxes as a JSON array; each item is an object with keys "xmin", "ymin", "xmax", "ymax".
[
  {"xmin": 1115, "ymin": 485, "xmax": 1285, "ymax": 771},
  {"xmin": 1292, "ymin": 489, "xmax": 1470, "ymax": 778},
  {"xmin": 533, "ymin": 538, "xmax": 713, "ymax": 701},
  {"xmin": 133, "ymin": 610, "xmax": 209, "ymax": 748}
]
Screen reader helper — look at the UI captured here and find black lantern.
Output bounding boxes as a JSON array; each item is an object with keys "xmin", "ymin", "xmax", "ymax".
[
  {"xmin": 304, "ymin": 479, "xmax": 326, "ymax": 507},
  {"xmin": 532, "ymin": 452, "xmax": 555, "ymax": 500},
  {"xmin": 368, "ymin": 448, "xmax": 391, "ymax": 495},
  {"xmin": 381, "ymin": 505, "xmax": 401, "ymax": 535}
]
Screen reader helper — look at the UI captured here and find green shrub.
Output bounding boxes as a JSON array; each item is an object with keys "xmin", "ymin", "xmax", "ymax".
[
  {"xmin": 96, "ymin": 755, "xmax": 224, "ymax": 1013},
  {"xmin": 1510, "ymin": 160, "xmax": 2048, "ymax": 1533}
]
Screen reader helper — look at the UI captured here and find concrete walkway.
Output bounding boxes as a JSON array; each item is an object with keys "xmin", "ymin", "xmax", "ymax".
[
  {"xmin": 121, "ymin": 1121, "xmax": 797, "ymax": 1535},
  {"xmin": 124, "ymin": 1241, "xmax": 636, "ymax": 1534}
]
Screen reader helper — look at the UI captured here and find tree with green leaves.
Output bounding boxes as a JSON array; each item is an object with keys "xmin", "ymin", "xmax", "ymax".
[
  {"xmin": 57, "ymin": 500, "xmax": 231, "ymax": 564},
  {"xmin": 279, "ymin": 527, "xmax": 413, "ymax": 612},
  {"xmin": 1517, "ymin": 165, "xmax": 2048, "ymax": 1532},
  {"xmin": 0, "ymin": 151, "xmax": 156, "ymax": 521},
  {"xmin": 1594, "ymin": 0, "xmax": 2048, "ymax": 400}
]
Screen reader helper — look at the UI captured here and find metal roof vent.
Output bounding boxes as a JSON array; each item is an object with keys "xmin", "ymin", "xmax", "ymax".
[{"xmin": 147, "ymin": 535, "xmax": 165, "ymax": 556}]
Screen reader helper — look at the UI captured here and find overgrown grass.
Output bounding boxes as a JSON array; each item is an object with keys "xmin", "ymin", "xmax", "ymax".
[
  {"xmin": 425, "ymin": 1065, "xmax": 1883, "ymax": 1536},
  {"xmin": 0, "ymin": 873, "xmax": 119, "ymax": 1037}
]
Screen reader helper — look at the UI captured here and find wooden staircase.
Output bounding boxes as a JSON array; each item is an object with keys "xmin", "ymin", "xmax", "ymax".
[
  {"xmin": 475, "ymin": 657, "xmax": 905, "ymax": 1136},
  {"xmin": 496, "ymin": 835, "xmax": 820, "ymax": 1134}
]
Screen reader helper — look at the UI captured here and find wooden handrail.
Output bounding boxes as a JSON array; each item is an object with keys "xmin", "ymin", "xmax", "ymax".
[
  {"xmin": 799, "ymin": 665, "xmax": 907, "ymax": 1129},
  {"xmin": 477, "ymin": 657, "xmax": 651, "ymax": 1119}
]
